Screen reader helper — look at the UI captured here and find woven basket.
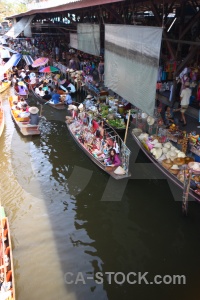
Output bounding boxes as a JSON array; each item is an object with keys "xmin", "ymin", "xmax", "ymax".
[{"xmin": 162, "ymin": 158, "xmax": 173, "ymax": 169}]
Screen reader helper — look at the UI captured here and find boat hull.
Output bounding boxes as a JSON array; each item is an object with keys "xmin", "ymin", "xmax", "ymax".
[
  {"xmin": 0, "ymin": 102, "xmax": 4, "ymax": 137},
  {"xmin": 0, "ymin": 206, "xmax": 15, "ymax": 300},
  {"xmin": 0, "ymin": 81, "xmax": 11, "ymax": 93}
]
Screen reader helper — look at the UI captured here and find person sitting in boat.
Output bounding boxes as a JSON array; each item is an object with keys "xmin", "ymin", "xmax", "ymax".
[
  {"xmin": 18, "ymin": 105, "xmax": 30, "ymax": 118},
  {"xmin": 11, "ymin": 75, "xmax": 18, "ymax": 86},
  {"xmin": 13, "ymin": 106, "xmax": 22, "ymax": 118},
  {"xmin": 24, "ymin": 71, "xmax": 30, "ymax": 83},
  {"xmin": 18, "ymin": 83, "xmax": 28, "ymax": 96},
  {"xmin": 64, "ymin": 90, "xmax": 72, "ymax": 105},
  {"xmin": 49, "ymin": 87, "xmax": 55, "ymax": 96},
  {"xmin": 66, "ymin": 105, "xmax": 78, "ymax": 124},
  {"xmin": 14, "ymin": 82, "xmax": 19, "ymax": 93},
  {"xmin": 102, "ymin": 140, "xmax": 112, "ymax": 156},
  {"xmin": 42, "ymin": 82, "xmax": 49, "ymax": 92},
  {"xmin": 18, "ymin": 98, "xmax": 27, "ymax": 109},
  {"xmin": 91, "ymin": 119, "xmax": 99, "ymax": 134},
  {"xmin": 28, "ymin": 106, "xmax": 40, "ymax": 125},
  {"xmin": 78, "ymin": 104, "xmax": 86, "ymax": 123},
  {"xmin": 38, "ymin": 87, "xmax": 45, "ymax": 97},
  {"xmin": 29, "ymin": 76, "xmax": 36, "ymax": 88},
  {"xmin": 19, "ymin": 69, "xmax": 26, "ymax": 79},
  {"xmin": 11, "ymin": 100, "xmax": 19, "ymax": 110},
  {"xmin": 49, "ymin": 90, "xmax": 61, "ymax": 104},
  {"xmin": 104, "ymin": 148, "xmax": 121, "ymax": 167},
  {"xmin": 42, "ymin": 90, "xmax": 52, "ymax": 101},
  {"xmin": 165, "ymin": 106, "xmax": 175, "ymax": 126}
]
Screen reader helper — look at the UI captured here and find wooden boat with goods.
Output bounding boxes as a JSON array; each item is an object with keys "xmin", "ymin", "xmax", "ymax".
[
  {"xmin": 66, "ymin": 116, "xmax": 131, "ymax": 180},
  {"xmin": 131, "ymin": 123, "xmax": 200, "ymax": 204},
  {"xmin": 30, "ymin": 86, "xmax": 66, "ymax": 110},
  {"xmin": 0, "ymin": 101, "xmax": 4, "ymax": 137},
  {"xmin": 0, "ymin": 81, "xmax": 11, "ymax": 94},
  {"xmin": 9, "ymin": 95, "xmax": 40, "ymax": 136},
  {"xmin": 0, "ymin": 205, "xmax": 15, "ymax": 300}
]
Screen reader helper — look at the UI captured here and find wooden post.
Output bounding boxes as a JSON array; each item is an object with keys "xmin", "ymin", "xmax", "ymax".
[
  {"xmin": 124, "ymin": 110, "xmax": 131, "ymax": 144},
  {"xmin": 182, "ymin": 168, "xmax": 192, "ymax": 216},
  {"xmin": 40, "ymin": 104, "xmax": 43, "ymax": 117}
]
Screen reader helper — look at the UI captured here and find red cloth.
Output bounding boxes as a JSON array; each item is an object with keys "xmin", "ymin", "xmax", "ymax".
[{"xmin": 92, "ymin": 120, "xmax": 99, "ymax": 132}]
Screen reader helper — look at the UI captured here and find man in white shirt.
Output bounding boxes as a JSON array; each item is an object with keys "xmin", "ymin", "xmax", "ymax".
[
  {"xmin": 38, "ymin": 87, "xmax": 45, "ymax": 97},
  {"xmin": 67, "ymin": 82, "xmax": 76, "ymax": 93},
  {"xmin": 20, "ymin": 69, "xmax": 26, "ymax": 79},
  {"xmin": 179, "ymin": 81, "xmax": 191, "ymax": 126}
]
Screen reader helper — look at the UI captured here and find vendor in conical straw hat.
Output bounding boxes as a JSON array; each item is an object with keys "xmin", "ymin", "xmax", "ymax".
[{"xmin": 29, "ymin": 106, "xmax": 40, "ymax": 125}]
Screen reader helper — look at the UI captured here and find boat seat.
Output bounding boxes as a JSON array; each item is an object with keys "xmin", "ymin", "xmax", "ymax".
[{"xmin": 15, "ymin": 117, "xmax": 30, "ymax": 122}]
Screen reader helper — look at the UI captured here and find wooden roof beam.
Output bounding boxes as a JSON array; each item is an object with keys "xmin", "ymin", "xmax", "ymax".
[
  {"xmin": 179, "ymin": 8, "xmax": 200, "ymax": 39},
  {"xmin": 150, "ymin": 0, "xmax": 176, "ymax": 60},
  {"xmin": 175, "ymin": 45, "xmax": 199, "ymax": 75},
  {"xmin": 102, "ymin": 4, "xmax": 125, "ymax": 23}
]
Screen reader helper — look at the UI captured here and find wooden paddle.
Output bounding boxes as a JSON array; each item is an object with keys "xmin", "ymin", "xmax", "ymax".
[{"xmin": 39, "ymin": 104, "xmax": 46, "ymax": 120}]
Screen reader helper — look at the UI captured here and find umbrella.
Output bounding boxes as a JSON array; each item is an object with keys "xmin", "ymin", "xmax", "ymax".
[
  {"xmin": 32, "ymin": 57, "xmax": 49, "ymax": 68},
  {"xmin": 39, "ymin": 66, "xmax": 59, "ymax": 73}
]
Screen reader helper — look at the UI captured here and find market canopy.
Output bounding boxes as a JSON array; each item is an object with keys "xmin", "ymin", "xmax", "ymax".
[
  {"xmin": 2, "ymin": 46, "xmax": 18, "ymax": 54},
  {"xmin": 4, "ymin": 15, "xmax": 35, "ymax": 39},
  {"xmin": 23, "ymin": 55, "xmax": 34, "ymax": 66},
  {"xmin": 0, "ymin": 53, "xmax": 22, "ymax": 77},
  {"xmin": 39, "ymin": 66, "xmax": 59, "ymax": 73},
  {"xmin": 32, "ymin": 57, "xmax": 48, "ymax": 67},
  {"xmin": 77, "ymin": 24, "xmax": 100, "ymax": 56}
]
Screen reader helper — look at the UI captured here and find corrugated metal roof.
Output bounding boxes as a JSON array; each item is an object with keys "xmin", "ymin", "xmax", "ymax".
[
  {"xmin": 8, "ymin": 0, "xmax": 125, "ymax": 19},
  {"xmin": 27, "ymin": 0, "xmax": 81, "ymax": 11}
]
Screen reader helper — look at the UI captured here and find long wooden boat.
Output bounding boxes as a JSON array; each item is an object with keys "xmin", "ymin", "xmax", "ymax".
[
  {"xmin": 30, "ymin": 87, "xmax": 66, "ymax": 110},
  {"xmin": 0, "ymin": 205, "xmax": 15, "ymax": 300},
  {"xmin": 9, "ymin": 95, "xmax": 40, "ymax": 136},
  {"xmin": 0, "ymin": 101, "xmax": 4, "ymax": 137},
  {"xmin": 131, "ymin": 130, "xmax": 200, "ymax": 203},
  {"xmin": 66, "ymin": 119, "xmax": 131, "ymax": 180},
  {"xmin": 0, "ymin": 81, "xmax": 11, "ymax": 93}
]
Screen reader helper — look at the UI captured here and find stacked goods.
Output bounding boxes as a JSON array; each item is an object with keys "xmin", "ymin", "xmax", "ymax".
[{"xmin": 179, "ymin": 137, "xmax": 189, "ymax": 153}]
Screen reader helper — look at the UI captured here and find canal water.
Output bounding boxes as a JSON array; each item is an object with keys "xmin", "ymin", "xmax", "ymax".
[{"xmin": 1, "ymin": 89, "xmax": 200, "ymax": 300}]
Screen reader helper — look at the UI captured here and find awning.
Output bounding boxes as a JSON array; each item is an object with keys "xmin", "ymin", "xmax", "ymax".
[
  {"xmin": 23, "ymin": 55, "xmax": 34, "ymax": 65},
  {"xmin": 0, "ymin": 37, "xmax": 7, "ymax": 44},
  {"xmin": 0, "ymin": 49, "xmax": 11, "ymax": 59},
  {"xmin": 0, "ymin": 53, "xmax": 22, "ymax": 77},
  {"xmin": 2, "ymin": 46, "xmax": 18, "ymax": 54},
  {"xmin": 5, "ymin": 15, "xmax": 35, "ymax": 39},
  {"xmin": 7, "ymin": 0, "xmax": 124, "ymax": 18}
]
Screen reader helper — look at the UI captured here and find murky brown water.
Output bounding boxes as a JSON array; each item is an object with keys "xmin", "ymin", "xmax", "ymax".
[{"xmin": 1, "ymin": 88, "xmax": 200, "ymax": 300}]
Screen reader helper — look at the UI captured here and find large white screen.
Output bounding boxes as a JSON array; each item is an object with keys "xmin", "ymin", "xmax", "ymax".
[
  {"xmin": 104, "ymin": 24, "xmax": 163, "ymax": 116},
  {"xmin": 77, "ymin": 24, "xmax": 100, "ymax": 56}
]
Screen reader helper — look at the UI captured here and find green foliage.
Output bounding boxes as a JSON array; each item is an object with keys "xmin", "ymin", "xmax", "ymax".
[{"xmin": 0, "ymin": 1, "xmax": 27, "ymax": 21}]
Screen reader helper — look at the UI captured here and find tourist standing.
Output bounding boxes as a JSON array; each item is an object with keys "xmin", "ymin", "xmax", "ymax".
[
  {"xmin": 98, "ymin": 59, "xmax": 104, "ymax": 82},
  {"xmin": 174, "ymin": 81, "xmax": 191, "ymax": 126}
]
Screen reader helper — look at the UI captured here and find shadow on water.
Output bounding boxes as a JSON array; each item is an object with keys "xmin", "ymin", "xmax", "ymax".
[{"xmin": 1, "ymin": 89, "xmax": 200, "ymax": 300}]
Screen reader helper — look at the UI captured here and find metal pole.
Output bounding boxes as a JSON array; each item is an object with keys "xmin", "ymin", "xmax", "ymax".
[{"xmin": 124, "ymin": 110, "xmax": 131, "ymax": 145}]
